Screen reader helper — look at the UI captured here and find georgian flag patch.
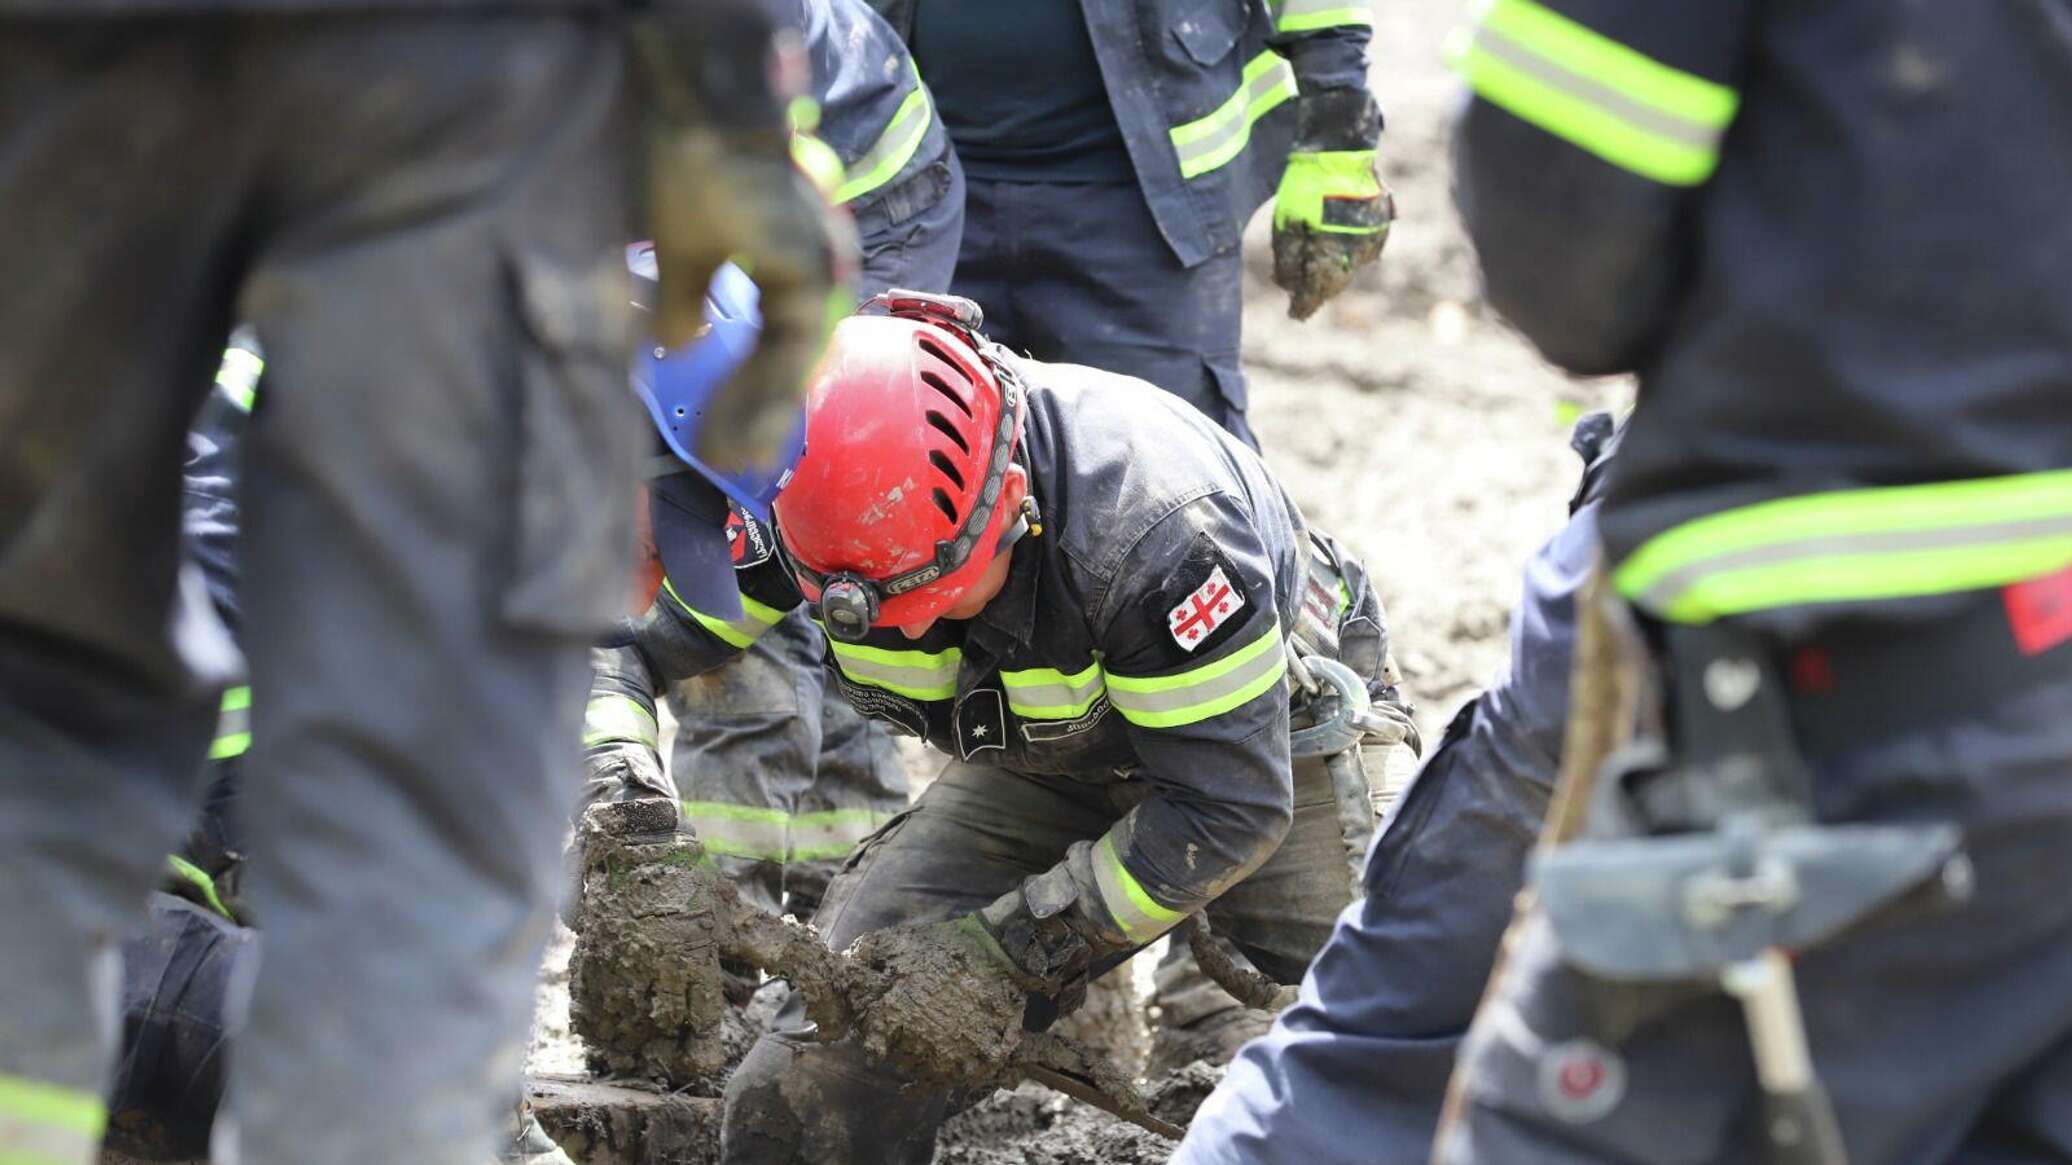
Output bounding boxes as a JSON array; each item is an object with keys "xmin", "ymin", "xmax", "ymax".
[{"xmin": 1168, "ymin": 565, "xmax": 1245, "ymax": 652}]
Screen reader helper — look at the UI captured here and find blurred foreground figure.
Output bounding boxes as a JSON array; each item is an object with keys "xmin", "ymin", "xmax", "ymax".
[
  {"xmin": 0, "ymin": 2, "xmax": 849, "ymax": 1160},
  {"xmin": 1174, "ymin": 416, "xmax": 1618, "ymax": 1165},
  {"xmin": 1433, "ymin": 3, "xmax": 2072, "ymax": 1164}
]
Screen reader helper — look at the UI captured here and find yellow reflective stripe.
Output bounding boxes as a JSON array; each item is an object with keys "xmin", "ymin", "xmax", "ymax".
[
  {"xmin": 214, "ymin": 344, "xmax": 263, "ymax": 413},
  {"xmin": 1090, "ymin": 832, "xmax": 1184, "ymax": 944},
  {"xmin": 835, "ymin": 61, "xmax": 934, "ymax": 206},
  {"xmin": 790, "ymin": 131, "xmax": 846, "ymax": 200},
  {"xmin": 1000, "ymin": 661, "xmax": 1106, "ymax": 719},
  {"xmin": 1105, "ymin": 621, "xmax": 1287, "ymax": 729},
  {"xmin": 0, "ymin": 1073, "xmax": 105, "ymax": 1165},
  {"xmin": 1448, "ymin": 0, "xmax": 1739, "ymax": 186},
  {"xmin": 1272, "ymin": 0, "xmax": 1372, "ymax": 34},
  {"xmin": 1614, "ymin": 470, "xmax": 2072, "ymax": 623},
  {"xmin": 663, "ymin": 578, "xmax": 785, "ymax": 649},
  {"xmin": 1169, "ymin": 51, "xmax": 1299, "ymax": 180},
  {"xmin": 166, "ymin": 854, "xmax": 232, "ymax": 919},
  {"xmin": 210, "ymin": 685, "xmax": 251, "ymax": 760},
  {"xmin": 683, "ymin": 801, "xmax": 890, "ymax": 863},
  {"xmin": 583, "ymin": 694, "xmax": 660, "ymax": 750},
  {"xmin": 824, "ymin": 637, "xmax": 962, "ymax": 701}
]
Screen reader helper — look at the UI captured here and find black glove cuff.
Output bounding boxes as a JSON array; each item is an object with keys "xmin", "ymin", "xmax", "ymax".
[
  {"xmin": 1294, "ymin": 88, "xmax": 1384, "ymax": 153},
  {"xmin": 979, "ymin": 887, "xmax": 1096, "ymax": 993}
]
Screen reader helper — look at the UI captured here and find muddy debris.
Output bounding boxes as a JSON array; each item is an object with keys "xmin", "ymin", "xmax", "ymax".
[
  {"xmin": 936, "ymin": 1061, "xmax": 1228, "ymax": 1165},
  {"xmin": 1051, "ymin": 965, "xmax": 1148, "ymax": 1081}
]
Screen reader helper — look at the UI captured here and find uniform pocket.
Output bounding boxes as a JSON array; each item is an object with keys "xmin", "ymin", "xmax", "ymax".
[
  {"xmin": 1162, "ymin": 1, "xmax": 1242, "ymax": 67},
  {"xmin": 498, "ymin": 245, "xmax": 645, "ymax": 635}
]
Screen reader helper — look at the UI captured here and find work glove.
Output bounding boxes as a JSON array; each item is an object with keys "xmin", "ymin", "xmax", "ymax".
[
  {"xmin": 633, "ymin": 2, "xmax": 861, "ymax": 476},
  {"xmin": 565, "ymin": 745, "xmax": 678, "ymax": 930},
  {"xmin": 1271, "ymin": 89, "xmax": 1395, "ymax": 321},
  {"xmin": 582, "ymin": 742, "xmax": 675, "ymax": 809},
  {"xmin": 843, "ymin": 913, "xmax": 1034, "ymax": 1084}
]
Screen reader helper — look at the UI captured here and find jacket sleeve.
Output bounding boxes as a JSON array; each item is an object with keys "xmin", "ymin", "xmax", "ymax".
[
  {"xmin": 1072, "ymin": 491, "xmax": 1296, "ymax": 949},
  {"xmin": 1449, "ymin": 0, "xmax": 1756, "ymax": 374},
  {"xmin": 580, "ymin": 557, "xmax": 802, "ymax": 755},
  {"xmin": 1267, "ymin": 0, "xmax": 1375, "ymax": 94}
]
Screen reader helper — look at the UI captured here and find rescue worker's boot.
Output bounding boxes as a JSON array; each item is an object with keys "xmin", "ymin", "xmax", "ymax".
[{"xmin": 498, "ymin": 1096, "xmax": 577, "ymax": 1165}]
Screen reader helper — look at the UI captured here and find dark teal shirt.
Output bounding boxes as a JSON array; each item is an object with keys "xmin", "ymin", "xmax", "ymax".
[{"xmin": 910, "ymin": 0, "xmax": 1132, "ymax": 182}]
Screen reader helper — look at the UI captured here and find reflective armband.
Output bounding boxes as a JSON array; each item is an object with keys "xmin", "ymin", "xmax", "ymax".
[
  {"xmin": 663, "ymin": 578, "xmax": 785, "ymax": 649},
  {"xmin": 1617, "ymin": 470, "xmax": 2072, "ymax": 622},
  {"xmin": 1106, "ymin": 621, "xmax": 1287, "ymax": 730},
  {"xmin": 1448, "ymin": 0, "xmax": 1739, "ymax": 186}
]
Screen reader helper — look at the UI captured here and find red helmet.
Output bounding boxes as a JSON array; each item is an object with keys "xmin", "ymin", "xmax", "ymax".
[{"xmin": 774, "ymin": 301, "xmax": 1028, "ymax": 639}]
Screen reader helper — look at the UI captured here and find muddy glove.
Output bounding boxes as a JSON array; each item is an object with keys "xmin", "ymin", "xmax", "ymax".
[
  {"xmin": 1272, "ymin": 89, "xmax": 1394, "ymax": 321},
  {"xmin": 843, "ymin": 913, "xmax": 1034, "ymax": 1084},
  {"xmin": 633, "ymin": 1, "xmax": 860, "ymax": 475}
]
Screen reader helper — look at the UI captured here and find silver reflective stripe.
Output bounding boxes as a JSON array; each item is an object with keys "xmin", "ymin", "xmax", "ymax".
[
  {"xmin": 826, "ymin": 641, "xmax": 962, "ymax": 701},
  {"xmin": 686, "ymin": 806, "xmax": 789, "ymax": 862},
  {"xmin": 583, "ymin": 695, "xmax": 659, "ymax": 750},
  {"xmin": 1105, "ymin": 623, "xmax": 1287, "ymax": 729},
  {"xmin": 1170, "ymin": 51, "xmax": 1299, "ymax": 180},
  {"xmin": 1635, "ymin": 512, "xmax": 2072, "ymax": 616},
  {"xmin": 834, "ymin": 61, "xmax": 934, "ymax": 205},
  {"xmin": 1471, "ymin": 24, "xmax": 1722, "ymax": 152},
  {"xmin": 1001, "ymin": 663, "xmax": 1105, "ymax": 719},
  {"xmin": 790, "ymin": 810, "xmax": 888, "ymax": 862},
  {"xmin": 1090, "ymin": 830, "xmax": 1185, "ymax": 944},
  {"xmin": 684, "ymin": 802, "xmax": 888, "ymax": 864}
]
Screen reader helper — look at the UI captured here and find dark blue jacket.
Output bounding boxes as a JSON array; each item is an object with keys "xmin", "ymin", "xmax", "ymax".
[
  {"xmin": 790, "ymin": 0, "xmax": 952, "ymax": 210},
  {"xmin": 869, "ymin": 0, "xmax": 1376, "ymax": 268},
  {"xmin": 1452, "ymin": 0, "xmax": 2072, "ymax": 631}
]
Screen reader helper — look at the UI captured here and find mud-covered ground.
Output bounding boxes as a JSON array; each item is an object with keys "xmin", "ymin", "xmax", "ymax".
[{"xmin": 526, "ymin": 0, "xmax": 1623, "ymax": 1155}]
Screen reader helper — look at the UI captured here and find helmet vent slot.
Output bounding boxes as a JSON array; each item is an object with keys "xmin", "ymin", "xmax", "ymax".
[
  {"xmin": 924, "ymin": 410, "xmax": 970, "ymax": 453},
  {"xmin": 931, "ymin": 487, "xmax": 959, "ymax": 524},
  {"xmin": 917, "ymin": 337, "xmax": 976, "ymax": 385},
  {"xmin": 920, "ymin": 370, "xmax": 972, "ymax": 417},
  {"xmin": 928, "ymin": 449, "xmax": 965, "ymax": 490}
]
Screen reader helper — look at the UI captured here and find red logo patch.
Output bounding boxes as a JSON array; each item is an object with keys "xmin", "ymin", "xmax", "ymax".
[
  {"xmin": 1537, "ymin": 1039, "xmax": 1625, "ymax": 1123},
  {"xmin": 2005, "ymin": 563, "xmax": 2072, "ymax": 657},
  {"xmin": 1167, "ymin": 565, "xmax": 1245, "ymax": 652}
]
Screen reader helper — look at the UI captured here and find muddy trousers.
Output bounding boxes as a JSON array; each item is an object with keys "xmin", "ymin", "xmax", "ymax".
[
  {"xmin": 719, "ymin": 757, "xmax": 1356, "ymax": 1164},
  {"xmin": 670, "ymin": 611, "xmax": 911, "ymax": 918},
  {"xmin": 0, "ymin": 17, "xmax": 636, "ymax": 1165},
  {"xmin": 1172, "ymin": 486, "xmax": 1603, "ymax": 1165}
]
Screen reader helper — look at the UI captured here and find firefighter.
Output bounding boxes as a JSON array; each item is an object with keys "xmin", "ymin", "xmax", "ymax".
[
  {"xmin": 581, "ymin": 292, "xmax": 1414, "ymax": 1164},
  {"xmin": 1432, "ymin": 2, "xmax": 2072, "ymax": 1164},
  {"xmin": 664, "ymin": 0, "xmax": 963, "ymax": 922},
  {"xmin": 1172, "ymin": 416, "xmax": 1620, "ymax": 1164},
  {"xmin": 864, "ymin": 0, "xmax": 1391, "ymax": 447}
]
